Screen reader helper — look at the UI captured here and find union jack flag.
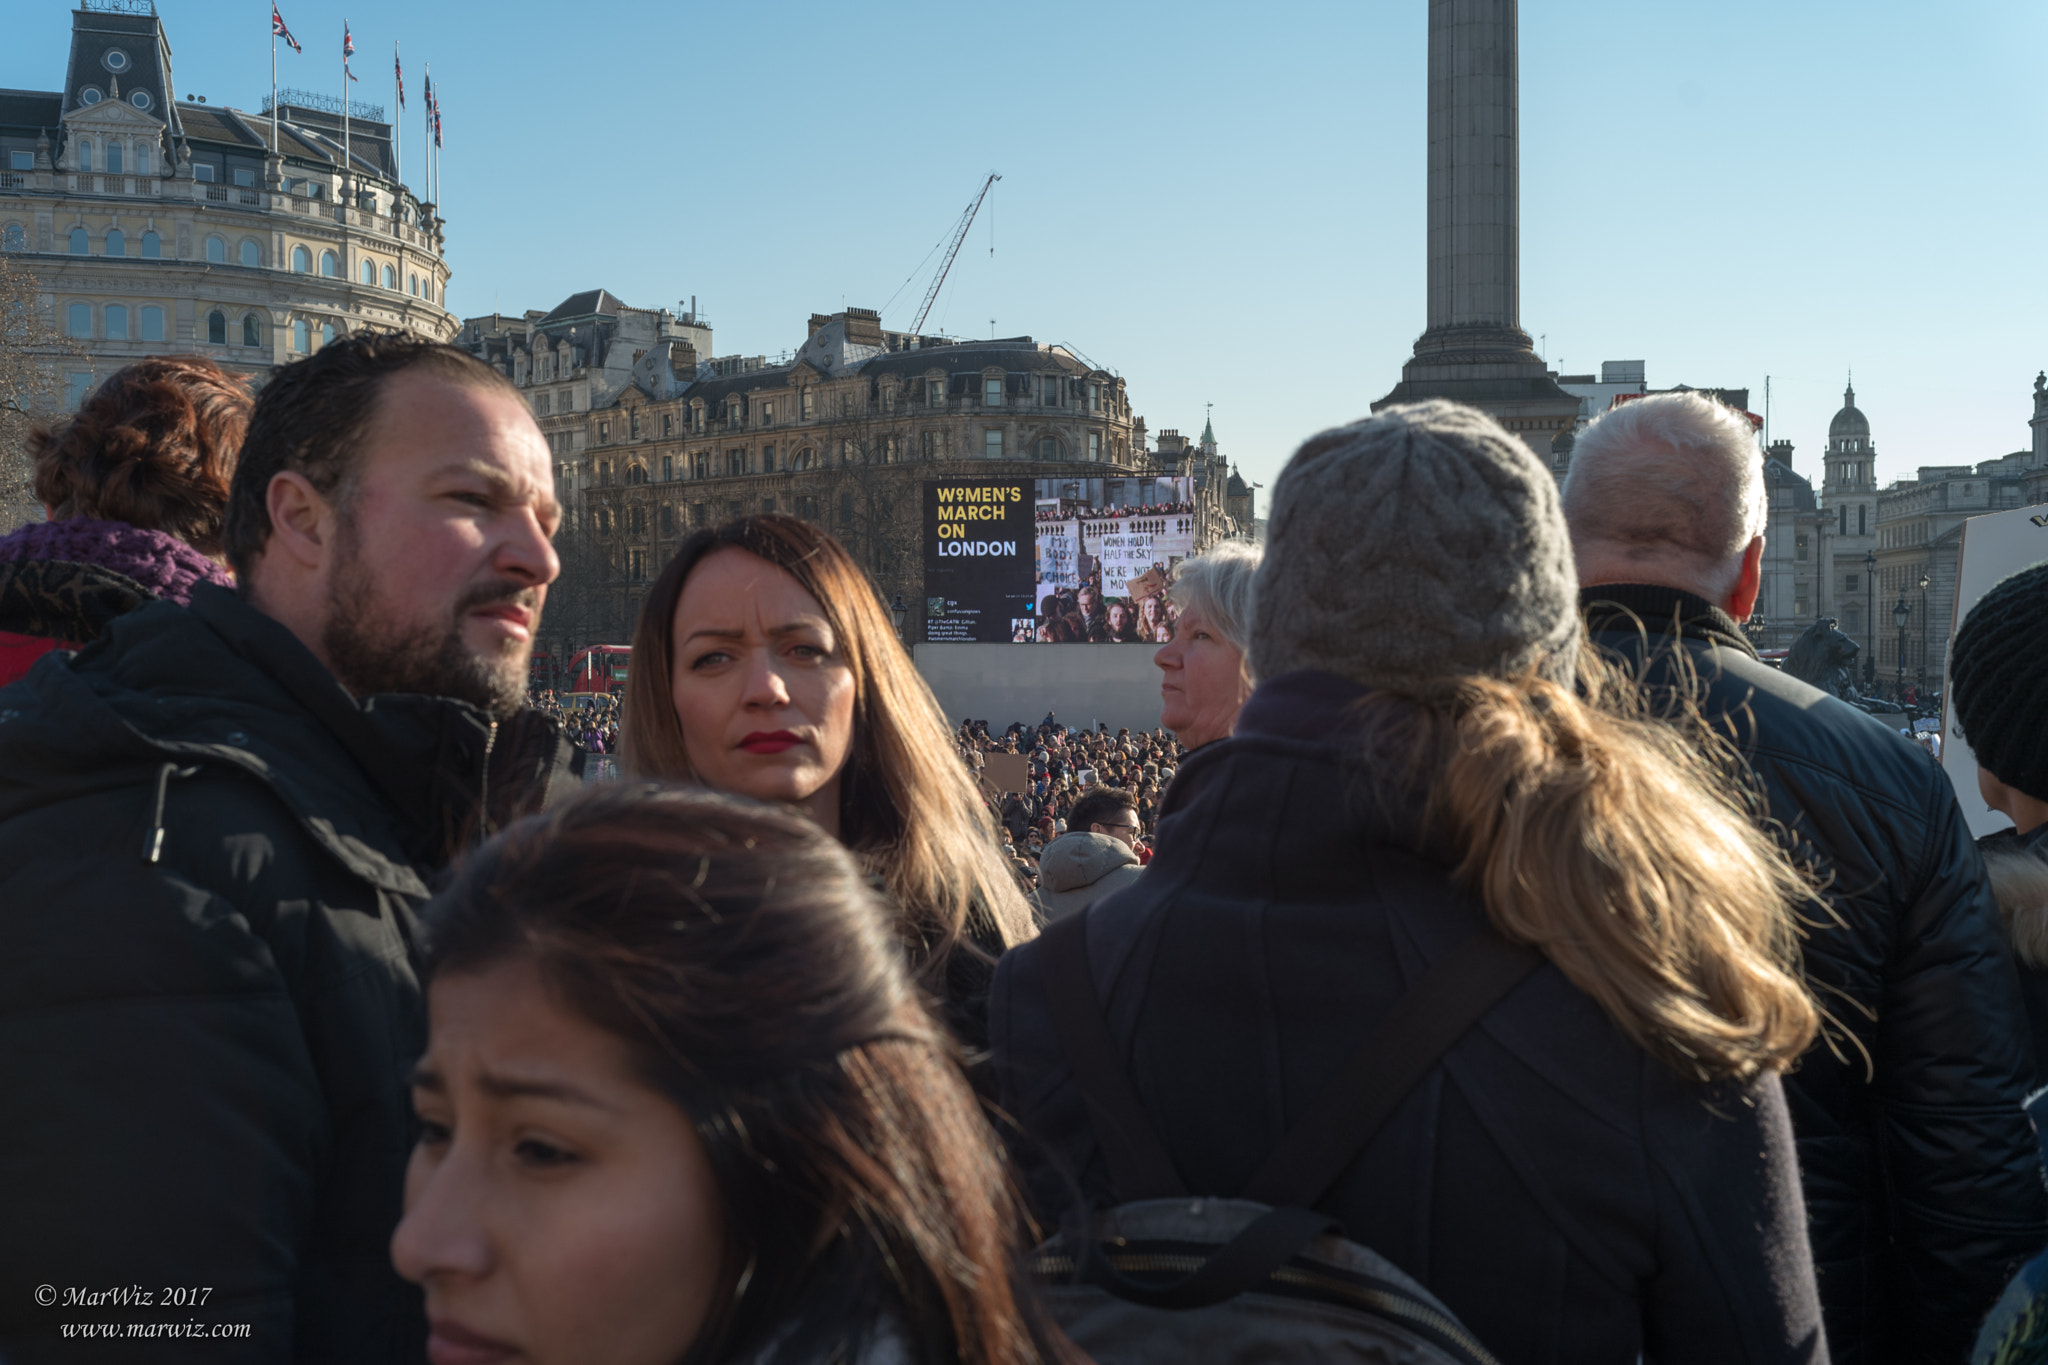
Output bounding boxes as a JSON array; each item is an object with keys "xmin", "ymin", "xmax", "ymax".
[
  {"xmin": 342, "ymin": 23, "xmax": 358, "ymax": 81},
  {"xmin": 271, "ymin": 3, "xmax": 301, "ymax": 54},
  {"xmin": 394, "ymin": 45, "xmax": 404, "ymax": 108}
]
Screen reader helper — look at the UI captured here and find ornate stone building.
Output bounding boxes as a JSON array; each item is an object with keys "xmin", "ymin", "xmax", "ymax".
[
  {"xmin": 1816, "ymin": 383, "xmax": 1880, "ymax": 652},
  {"xmin": 1754, "ymin": 438, "xmax": 1828, "ymax": 653},
  {"xmin": 1, "ymin": 0, "xmax": 452, "ymax": 410},
  {"xmin": 462, "ymin": 300, "xmax": 1240, "ymax": 662}
]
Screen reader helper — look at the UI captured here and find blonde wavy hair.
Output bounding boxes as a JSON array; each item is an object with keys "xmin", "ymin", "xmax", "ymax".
[
  {"xmin": 621, "ymin": 515, "xmax": 1036, "ymax": 978},
  {"xmin": 1354, "ymin": 650, "xmax": 1821, "ymax": 1085}
]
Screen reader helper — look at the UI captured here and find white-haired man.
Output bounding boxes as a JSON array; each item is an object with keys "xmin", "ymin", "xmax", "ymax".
[{"xmin": 1564, "ymin": 390, "xmax": 2043, "ymax": 1364}]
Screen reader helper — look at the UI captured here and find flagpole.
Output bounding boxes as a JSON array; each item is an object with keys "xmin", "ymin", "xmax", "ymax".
[
  {"xmin": 342, "ymin": 23, "xmax": 351, "ymax": 209},
  {"xmin": 393, "ymin": 43, "xmax": 401, "ymax": 191},
  {"xmin": 423, "ymin": 63, "xmax": 431, "ymax": 207},
  {"xmin": 270, "ymin": 23, "xmax": 278, "ymax": 167}
]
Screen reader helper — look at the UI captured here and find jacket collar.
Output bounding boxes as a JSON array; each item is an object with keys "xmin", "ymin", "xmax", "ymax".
[
  {"xmin": 1579, "ymin": 583, "xmax": 1758, "ymax": 660},
  {"xmin": 186, "ymin": 583, "xmax": 571, "ymax": 866},
  {"xmin": 1234, "ymin": 668, "xmax": 1377, "ymax": 743}
]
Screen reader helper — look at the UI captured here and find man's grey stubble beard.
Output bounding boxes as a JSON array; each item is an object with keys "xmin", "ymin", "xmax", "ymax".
[{"xmin": 320, "ymin": 515, "xmax": 535, "ymax": 719}]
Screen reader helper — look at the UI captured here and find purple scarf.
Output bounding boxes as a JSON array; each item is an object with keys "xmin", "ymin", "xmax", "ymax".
[{"xmin": 0, "ymin": 517, "xmax": 233, "ymax": 605}]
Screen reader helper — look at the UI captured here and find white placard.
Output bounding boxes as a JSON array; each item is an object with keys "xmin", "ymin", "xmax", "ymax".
[{"xmin": 1941, "ymin": 503, "xmax": 2048, "ymax": 837}]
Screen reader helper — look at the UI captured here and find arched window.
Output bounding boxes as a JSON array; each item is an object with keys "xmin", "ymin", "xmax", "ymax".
[
  {"xmin": 205, "ymin": 235, "xmax": 225, "ymax": 263},
  {"xmin": 242, "ymin": 314, "xmax": 261, "ymax": 347},
  {"xmin": 136, "ymin": 144, "xmax": 151, "ymax": 175},
  {"xmin": 629, "ymin": 506, "xmax": 646, "ymax": 535},
  {"xmin": 140, "ymin": 230, "xmax": 160, "ymax": 258},
  {"xmin": 106, "ymin": 143, "xmax": 123, "ymax": 174},
  {"xmin": 320, "ymin": 321, "xmax": 337, "ymax": 347},
  {"xmin": 408, "ymin": 273, "xmax": 418, "ymax": 295},
  {"xmin": 104, "ymin": 228, "xmax": 125, "ymax": 257},
  {"xmin": 292, "ymin": 244, "xmax": 311, "ymax": 273},
  {"xmin": 382, "ymin": 263, "xmax": 395, "ymax": 289},
  {"xmin": 104, "ymin": 304, "xmax": 127, "ymax": 340},
  {"xmin": 2, "ymin": 223, "xmax": 24, "ymax": 251},
  {"xmin": 76, "ymin": 140, "xmax": 92, "ymax": 172},
  {"xmin": 359, "ymin": 258, "xmax": 375, "ymax": 285},
  {"xmin": 319, "ymin": 250, "xmax": 339, "ymax": 278},
  {"xmin": 239, "ymin": 239, "xmax": 259, "ymax": 267},
  {"xmin": 68, "ymin": 227, "xmax": 88, "ymax": 254},
  {"xmin": 792, "ymin": 447, "xmax": 814, "ymax": 471},
  {"xmin": 292, "ymin": 318, "xmax": 309, "ymax": 352},
  {"xmin": 66, "ymin": 302, "xmax": 90, "ymax": 337},
  {"xmin": 627, "ymin": 464, "xmax": 647, "ymax": 486},
  {"xmin": 140, "ymin": 306, "xmax": 164, "ymax": 342},
  {"xmin": 206, "ymin": 310, "xmax": 226, "ymax": 345}
]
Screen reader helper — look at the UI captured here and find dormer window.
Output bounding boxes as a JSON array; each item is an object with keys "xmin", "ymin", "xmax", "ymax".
[
  {"xmin": 194, "ymin": 164, "xmax": 215, "ymax": 183},
  {"xmin": 78, "ymin": 87, "xmax": 103, "ymax": 107}
]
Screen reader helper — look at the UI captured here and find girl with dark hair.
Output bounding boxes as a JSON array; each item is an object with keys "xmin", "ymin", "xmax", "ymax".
[
  {"xmin": 393, "ymin": 785, "xmax": 1075, "ymax": 1365},
  {"xmin": 0, "ymin": 356, "xmax": 250, "ymax": 685},
  {"xmin": 621, "ymin": 515, "xmax": 1034, "ymax": 1054}
]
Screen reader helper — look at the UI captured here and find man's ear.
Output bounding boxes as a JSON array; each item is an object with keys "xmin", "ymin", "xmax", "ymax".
[
  {"xmin": 1725, "ymin": 536, "xmax": 1765, "ymax": 621},
  {"xmin": 264, "ymin": 471, "xmax": 336, "ymax": 573}
]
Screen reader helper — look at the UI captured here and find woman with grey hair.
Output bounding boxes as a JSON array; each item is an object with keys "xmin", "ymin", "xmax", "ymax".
[{"xmin": 1153, "ymin": 539, "xmax": 1261, "ymax": 749}]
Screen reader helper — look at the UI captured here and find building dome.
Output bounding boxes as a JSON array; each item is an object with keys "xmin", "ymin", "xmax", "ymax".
[{"xmin": 1829, "ymin": 383, "xmax": 1870, "ymax": 440}]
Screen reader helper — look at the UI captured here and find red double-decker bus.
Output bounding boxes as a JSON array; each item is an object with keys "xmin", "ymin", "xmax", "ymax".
[{"xmin": 565, "ymin": 645, "xmax": 631, "ymax": 696}]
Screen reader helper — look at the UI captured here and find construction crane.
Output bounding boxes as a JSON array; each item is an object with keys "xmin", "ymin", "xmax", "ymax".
[{"xmin": 909, "ymin": 172, "xmax": 1000, "ymax": 337}]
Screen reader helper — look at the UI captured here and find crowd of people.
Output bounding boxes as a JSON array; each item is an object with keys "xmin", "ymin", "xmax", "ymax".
[
  {"xmin": 1033, "ymin": 499, "xmax": 1194, "ymax": 523},
  {"xmin": 526, "ymin": 686, "xmax": 620, "ymax": 753},
  {"xmin": 8, "ymin": 337, "xmax": 2048, "ymax": 1365}
]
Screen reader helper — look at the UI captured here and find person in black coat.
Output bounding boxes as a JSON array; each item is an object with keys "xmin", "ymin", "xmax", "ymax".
[
  {"xmin": 0, "ymin": 335, "xmax": 576, "ymax": 1363},
  {"xmin": 1562, "ymin": 392, "xmax": 2045, "ymax": 1364},
  {"xmin": 991, "ymin": 402, "xmax": 1828, "ymax": 1365}
]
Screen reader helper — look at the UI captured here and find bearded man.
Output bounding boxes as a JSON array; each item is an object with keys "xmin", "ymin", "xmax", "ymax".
[{"xmin": 0, "ymin": 333, "xmax": 574, "ymax": 1363}]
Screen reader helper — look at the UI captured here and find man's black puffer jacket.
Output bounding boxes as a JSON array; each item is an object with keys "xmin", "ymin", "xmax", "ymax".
[
  {"xmin": 1584, "ymin": 585, "xmax": 2046, "ymax": 1365},
  {"xmin": 0, "ymin": 585, "xmax": 575, "ymax": 1364}
]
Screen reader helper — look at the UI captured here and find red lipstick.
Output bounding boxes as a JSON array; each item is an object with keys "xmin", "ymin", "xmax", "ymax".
[
  {"xmin": 739, "ymin": 730, "xmax": 803, "ymax": 755},
  {"xmin": 425, "ymin": 1317, "xmax": 516, "ymax": 1365}
]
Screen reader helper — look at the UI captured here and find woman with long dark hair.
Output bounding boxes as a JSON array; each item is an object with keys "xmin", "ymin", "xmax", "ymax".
[
  {"xmin": 394, "ymin": 786, "xmax": 1075, "ymax": 1365},
  {"xmin": 622, "ymin": 515, "xmax": 1034, "ymax": 1051}
]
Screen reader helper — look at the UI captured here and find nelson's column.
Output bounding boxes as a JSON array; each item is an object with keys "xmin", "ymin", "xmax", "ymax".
[{"xmin": 1373, "ymin": 0, "xmax": 1579, "ymax": 472}]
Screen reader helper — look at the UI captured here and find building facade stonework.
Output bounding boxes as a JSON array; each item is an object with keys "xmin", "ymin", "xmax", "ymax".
[
  {"xmin": 1, "ymin": 1, "xmax": 454, "ymax": 416},
  {"xmin": 463, "ymin": 301, "xmax": 1243, "ymax": 665}
]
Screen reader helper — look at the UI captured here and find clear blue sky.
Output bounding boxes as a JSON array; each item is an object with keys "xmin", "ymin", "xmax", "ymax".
[{"xmin": 11, "ymin": 1, "xmax": 2046, "ymax": 500}]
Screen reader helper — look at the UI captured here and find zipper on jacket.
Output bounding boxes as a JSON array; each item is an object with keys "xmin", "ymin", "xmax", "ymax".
[
  {"xmin": 143, "ymin": 762, "xmax": 200, "ymax": 863},
  {"xmin": 476, "ymin": 719, "xmax": 498, "ymax": 843}
]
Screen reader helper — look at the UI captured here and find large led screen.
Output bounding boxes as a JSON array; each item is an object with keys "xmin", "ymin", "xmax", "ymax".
[{"xmin": 923, "ymin": 477, "xmax": 1198, "ymax": 643}]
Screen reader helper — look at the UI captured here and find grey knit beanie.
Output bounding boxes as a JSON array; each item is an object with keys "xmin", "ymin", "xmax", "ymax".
[
  {"xmin": 1249, "ymin": 401, "xmax": 1580, "ymax": 691},
  {"xmin": 1951, "ymin": 560, "xmax": 2048, "ymax": 800}
]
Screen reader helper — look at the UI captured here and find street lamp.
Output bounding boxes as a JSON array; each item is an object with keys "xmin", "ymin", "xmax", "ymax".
[
  {"xmin": 1892, "ymin": 595, "xmax": 1911, "ymax": 698},
  {"xmin": 889, "ymin": 593, "xmax": 907, "ymax": 641},
  {"xmin": 1917, "ymin": 571, "xmax": 1929, "ymax": 696},
  {"xmin": 1863, "ymin": 549, "xmax": 1877, "ymax": 688}
]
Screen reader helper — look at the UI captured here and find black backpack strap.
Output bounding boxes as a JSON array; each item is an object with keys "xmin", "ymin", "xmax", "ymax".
[
  {"xmin": 1039, "ymin": 910, "xmax": 1188, "ymax": 1201},
  {"xmin": 1239, "ymin": 930, "xmax": 1545, "ymax": 1209},
  {"xmin": 1077, "ymin": 1205, "xmax": 1343, "ymax": 1310}
]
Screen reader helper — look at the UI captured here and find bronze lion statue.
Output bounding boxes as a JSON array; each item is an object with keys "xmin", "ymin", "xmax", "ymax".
[{"xmin": 1784, "ymin": 617, "xmax": 1862, "ymax": 700}]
